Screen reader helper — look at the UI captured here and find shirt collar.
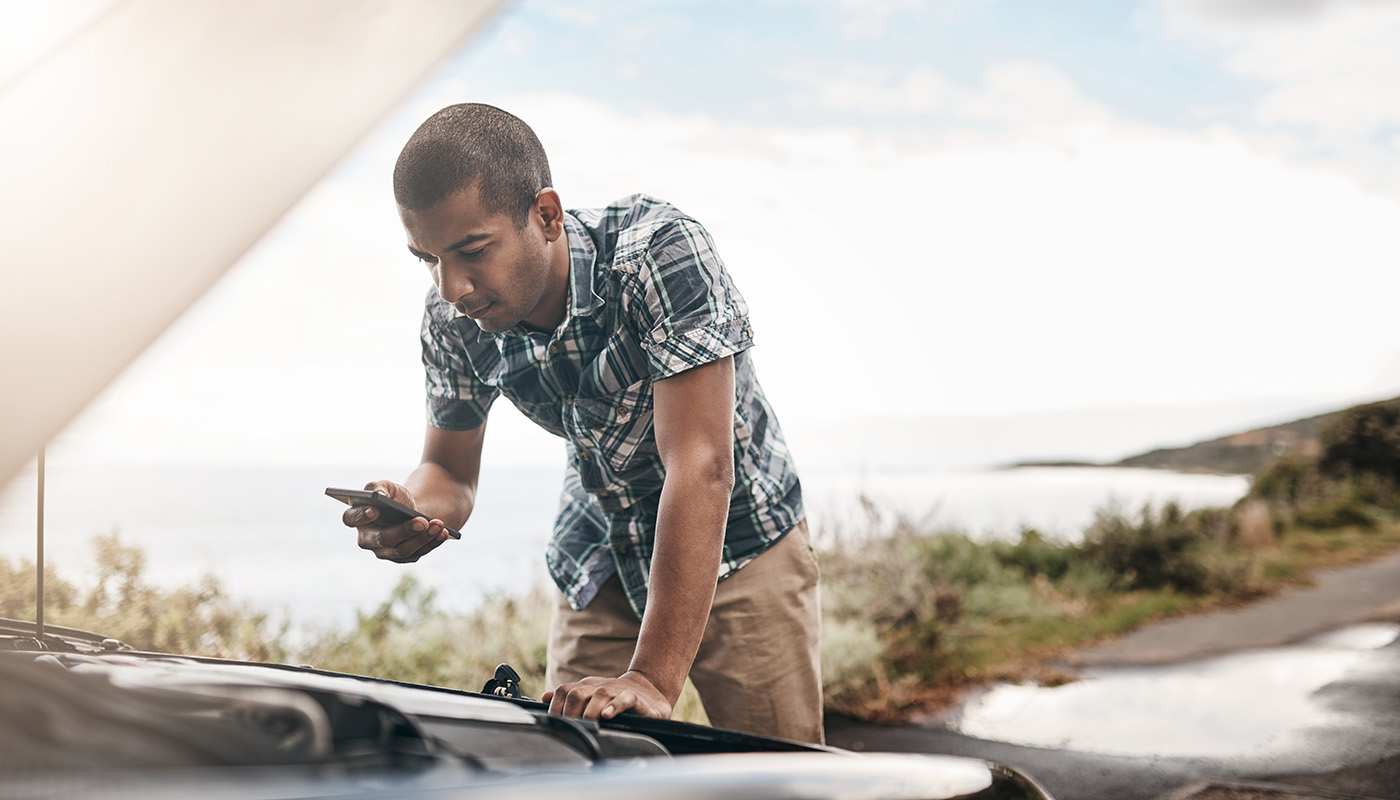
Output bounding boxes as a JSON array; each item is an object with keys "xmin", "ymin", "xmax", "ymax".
[{"xmin": 564, "ymin": 212, "xmax": 604, "ymax": 320}]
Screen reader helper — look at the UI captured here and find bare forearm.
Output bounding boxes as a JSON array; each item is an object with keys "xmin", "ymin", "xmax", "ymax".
[
  {"xmin": 401, "ymin": 424, "xmax": 485, "ymax": 530},
  {"xmin": 627, "ymin": 462, "xmax": 732, "ymax": 703},
  {"xmin": 404, "ymin": 460, "xmax": 476, "ymax": 529}
]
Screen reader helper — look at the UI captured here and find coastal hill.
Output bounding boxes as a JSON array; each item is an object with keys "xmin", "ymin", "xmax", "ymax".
[{"xmin": 1111, "ymin": 395, "xmax": 1400, "ymax": 475}]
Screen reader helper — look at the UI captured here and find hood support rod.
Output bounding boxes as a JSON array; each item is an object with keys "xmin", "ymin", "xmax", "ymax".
[{"xmin": 36, "ymin": 447, "xmax": 44, "ymax": 642}]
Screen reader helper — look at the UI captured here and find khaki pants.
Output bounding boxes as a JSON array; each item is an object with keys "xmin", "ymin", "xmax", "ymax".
[{"xmin": 546, "ymin": 519, "xmax": 824, "ymax": 744}]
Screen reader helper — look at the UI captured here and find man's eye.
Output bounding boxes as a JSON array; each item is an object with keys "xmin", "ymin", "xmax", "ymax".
[{"xmin": 418, "ymin": 255, "xmax": 437, "ymax": 267}]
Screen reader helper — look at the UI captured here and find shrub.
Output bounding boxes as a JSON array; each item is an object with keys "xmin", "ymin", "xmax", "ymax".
[
  {"xmin": 298, "ymin": 575, "xmax": 551, "ymax": 693},
  {"xmin": 1320, "ymin": 400, "xmax": 1400, "ymax": 484},
  {"xmin": 1294, "ymin": 493, "xmax": 1376, "ymax": 530},
  {"xmin": 820, "ymin": 527, "xmax": 964, "ymax": 674},
  {"xmin": 989, "ymin": 527, "xmax": 1078, "ymax": 582},
  {"xmin": 1080, "ymin": 503, "xmax": 1218, "ymax": 594},
  {"xmin": 1253, "ymin": 456, "xmax": 1323, "ymax": 506},
  {"xmin": 1, "ymin": 531, "xmax": 288, "ymax": 661}
]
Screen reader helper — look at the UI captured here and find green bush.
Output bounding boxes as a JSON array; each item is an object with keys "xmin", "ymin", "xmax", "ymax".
[
  {"xmin": 1, "ymin": 531, "xmax": 287, "ymax": 661},
  {"xmin": 1080, "ymin": 503, "xmax": 1223, "ymax": 594},
  {"xmin": 1295, "ymin": 493, "xmax": 1376, "ymax": 530},
  {"xmin": 298, "ymin": 575, "xmax": 551, "ymax": 694},
  {"xmin": 1253, "ymin": 456, "xmax": 1323, "ymax": 506},
  {"xmin": 990, "ymin": 527, "xmax": 1078, "ymax": 581},
  {"xmin": 1320, "ymin": 400, "xmax": 1400, "ymax": 484},
  {"xmin": 819, "ymin": 528, "xmax": 962, "ymax": 676}
]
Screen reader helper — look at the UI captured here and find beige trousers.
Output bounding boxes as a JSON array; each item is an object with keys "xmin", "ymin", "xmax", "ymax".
[{"xmin": 546, "ymin": 519, "xmax": 825, "ymax": 744}]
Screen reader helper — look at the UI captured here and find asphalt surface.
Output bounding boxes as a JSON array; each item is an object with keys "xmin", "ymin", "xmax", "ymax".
[
  {"xmin": 824, "ymin": 552, "xmax": 1400, "ymax": 800},
  {"xmin": 1073, "ymin": 549, "xmax": 1400, "ymax": 667}
]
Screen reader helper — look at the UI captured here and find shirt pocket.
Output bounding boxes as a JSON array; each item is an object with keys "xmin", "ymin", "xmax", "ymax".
[{"xmin": 570, "ymin": 379, "xmax": 657, "ymax": 474}]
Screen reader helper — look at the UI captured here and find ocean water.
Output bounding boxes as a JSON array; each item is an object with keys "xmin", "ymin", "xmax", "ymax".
[{"xmin": 0, "ymin": 463, "xmax": 1249, "ymax": 631}]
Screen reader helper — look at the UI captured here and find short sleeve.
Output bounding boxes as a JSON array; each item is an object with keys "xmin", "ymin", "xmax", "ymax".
[
  {"xmin": 421, "ymin": 289, "xmax": 499, "ymax": 430},
  {"xmin": 625, "ymin": 218, "xmax": 754, "ymax": 380}
]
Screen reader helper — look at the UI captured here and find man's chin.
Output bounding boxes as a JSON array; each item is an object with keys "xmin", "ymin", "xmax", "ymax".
[{"xmin": 471, "ymin": 313, "xmax": 516, "ymax": 334}]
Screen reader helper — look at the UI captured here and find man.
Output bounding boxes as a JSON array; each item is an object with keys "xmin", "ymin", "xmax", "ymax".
[{"xmin": 342, "ymin": 103, "xmax": 821, "ymax": 743}]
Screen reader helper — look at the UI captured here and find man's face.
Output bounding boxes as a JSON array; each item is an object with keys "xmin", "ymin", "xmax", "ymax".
[{"xmin": 401, "ymin": 184, "xmax": 561, "ymax": 334}]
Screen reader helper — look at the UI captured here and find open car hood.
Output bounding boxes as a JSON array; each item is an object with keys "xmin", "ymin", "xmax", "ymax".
[{"xmin": 0, "ymin": 0, "xmax": 502, "ymax": 485}]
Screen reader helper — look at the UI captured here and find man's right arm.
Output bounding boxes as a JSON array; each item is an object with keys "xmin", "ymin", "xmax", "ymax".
[{"xmin": 345, "ymin": 423, "xmax": 486, "ymax": 562}]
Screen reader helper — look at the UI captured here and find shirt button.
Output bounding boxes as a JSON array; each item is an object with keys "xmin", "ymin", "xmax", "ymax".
[
  {"xmin": 564, "ymin": 395, "xmax": 574, "ymax": 404},
  {"xmin": 744, "ymin": 324, "xmax": 754, "ymax": 339},
  {"xmin": 549, "ymin": 342, "xmax": 560, "ymax": 355},
  {"xmin": 617, "ymin": 406, "xmax": 630, "ymax": 419}
]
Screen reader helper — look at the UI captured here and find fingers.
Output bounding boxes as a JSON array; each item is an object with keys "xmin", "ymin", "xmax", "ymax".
[
  {"xmin": 342, "ymin": 480, "xmax": 451, "ymax": 563},
  {"xmin": 552, "ymin": 683, "xmax": 638, "ymax": 719},
  {"xmin": 341, "ymin": 503, "xmax": 380, "ymax": 529},
  {"xmin": 340, "ymin": 479, "xmax": 410, "ymax": 531},
  {"xmin": 545, "ymin": 674, "xmax": 670, "ymax": 722},
  {"xmin": 357, "ymin": 518, "xmax": 449, "ymax": 562},
  {"xmin": 548, "ymin": 678, "xmax": 614, "ymax": 719},
  {"xmin": 401, "ymin": 523, "xmax": 450, "ymax": 561},
  {"xmin": 364, "ymin": 479, "xmax": 412, "ymax": 504}
]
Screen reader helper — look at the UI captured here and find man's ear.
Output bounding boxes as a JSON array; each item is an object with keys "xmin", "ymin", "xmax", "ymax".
[{"xmin": 535, "ymin": 188, "xmax": 565, "ymax": 242}]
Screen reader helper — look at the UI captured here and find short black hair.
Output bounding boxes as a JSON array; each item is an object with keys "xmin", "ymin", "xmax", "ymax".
[{"xmin": 393, "ymin": 103, "xmax": 553, "ymax": 226}]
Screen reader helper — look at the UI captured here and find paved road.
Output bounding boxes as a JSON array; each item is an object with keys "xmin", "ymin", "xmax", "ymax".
[
  {"xmin": 825, "ymin": 552, "xmax": 1400, "ymax": 800},
  {"xmin": 1074, "ymin": 549, "xmax": 1400, "ymax": 667}
]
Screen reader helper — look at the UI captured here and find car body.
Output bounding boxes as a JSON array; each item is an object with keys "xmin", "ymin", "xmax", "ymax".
[{"xmin": 0, "ymin": 617, "xmax": 1052, "ymax": 799}]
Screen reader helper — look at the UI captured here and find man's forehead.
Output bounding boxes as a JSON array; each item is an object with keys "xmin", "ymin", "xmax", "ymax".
[{"xmin": 401, "ymin": 185, "xmax": 503, "ymax": 250}]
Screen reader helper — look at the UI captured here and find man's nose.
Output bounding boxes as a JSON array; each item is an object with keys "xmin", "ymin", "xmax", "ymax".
[{"xmin": 437, "ymin": 266, "xmax": 475, "ymax": 305}]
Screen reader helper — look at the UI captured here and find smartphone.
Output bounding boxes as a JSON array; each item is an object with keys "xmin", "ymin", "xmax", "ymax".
[{"xmin": 325, "ymin": 487, "xmax": 462, "ymax": 540}]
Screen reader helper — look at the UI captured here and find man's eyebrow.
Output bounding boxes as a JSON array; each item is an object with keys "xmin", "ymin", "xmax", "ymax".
[
  {"xmin": 446, "ymin": 233, "xmax": 491, "ymax": 251},
  {"xmin": 406, "ymin": 233, "xmax": 490, "ymax": 260}
]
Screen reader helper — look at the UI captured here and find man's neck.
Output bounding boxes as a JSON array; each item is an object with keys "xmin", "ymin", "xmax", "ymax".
[{"xmin": 521, "ymin": 227, "xmax": 572, "ymax": 333}]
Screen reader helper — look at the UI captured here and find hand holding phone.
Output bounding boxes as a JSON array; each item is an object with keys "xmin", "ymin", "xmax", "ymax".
[
  {"xmin": 332, "ymin": 480, "xmax": 463, "ymax": 565},
  {"xmin": 326, "ymin": 486, "xmax": 463, "ymax": 540}
]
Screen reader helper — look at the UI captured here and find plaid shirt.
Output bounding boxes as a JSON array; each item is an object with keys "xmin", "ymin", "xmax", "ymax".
[{"xmin": 421, "ymin": 194, "xmax": 804, "ymax": 617}]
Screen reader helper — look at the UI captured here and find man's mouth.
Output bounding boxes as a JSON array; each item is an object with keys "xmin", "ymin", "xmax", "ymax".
[{"xmin": 459, "ymin": 302, "xmax": 493, "ymax": 319}]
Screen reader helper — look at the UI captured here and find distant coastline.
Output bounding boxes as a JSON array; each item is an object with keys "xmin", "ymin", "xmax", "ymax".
[
  {"xmin": 1010, "ymin": 395, "xmax": 1400, "ymax": 476},
  {"xmin": 1001, "ymin": 459, "xmax": 1108, "ymax": 470}
]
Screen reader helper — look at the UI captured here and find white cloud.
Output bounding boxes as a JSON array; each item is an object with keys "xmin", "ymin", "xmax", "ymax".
[
  {"xmin": 955, "ymin": 61, "xmax": 1117, "ymax": 133},
  {"xmin": 787, "ymin": 59, "xmax": 1119, "ymax": 153},
  {"xmin": 781, "ymin": 0, "xmax": 979, "ymax": 41},
  {"xmin": 534, "ymin": 0, "xmax": 600, "ymax": 28},
  {"xmin": 1158, "ymin": 0, "xmax": 1400, "ymax": 196},
  {"xmin": 816, "ymin": 65, "xmax": 955, "ymax": 115}
]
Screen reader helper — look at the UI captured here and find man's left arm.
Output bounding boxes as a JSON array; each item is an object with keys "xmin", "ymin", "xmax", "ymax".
[{"xmin": 543, "ymin": 355, "xmax": 736, "ymax": 720}]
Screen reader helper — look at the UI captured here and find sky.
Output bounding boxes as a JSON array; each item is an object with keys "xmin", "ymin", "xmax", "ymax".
[{"xmin": 23, "ymin": 0, "xmax": 1400, "ymax": 472}]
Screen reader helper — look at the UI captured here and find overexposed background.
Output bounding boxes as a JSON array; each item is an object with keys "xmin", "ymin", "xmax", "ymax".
[
  {"xmin": 14, "ymin": 0, "xmax": 1399, "ymax": 473},
  {"xmin": 2, "ymin": 0, "xmax": 1397, "ymax": 622}
]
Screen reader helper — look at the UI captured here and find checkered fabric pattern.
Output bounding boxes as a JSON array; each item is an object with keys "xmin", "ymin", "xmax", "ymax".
[{"xmin": 421, "ymin": 194, "xmax": 804, "ymax": 617}]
